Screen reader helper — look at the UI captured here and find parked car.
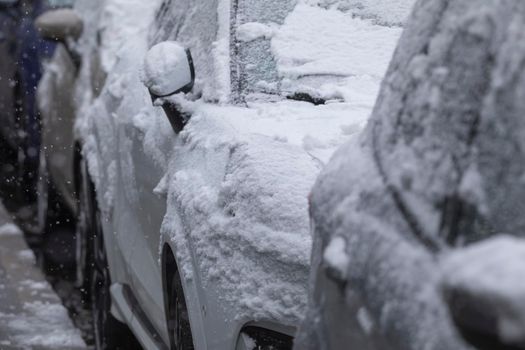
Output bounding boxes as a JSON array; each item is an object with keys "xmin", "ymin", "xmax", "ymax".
[
  {"xmin": 296, "ymin": 0, "xmax": 525, "ymax": 349},
  {"xmin": 35, "ymin": 0, "xmax": 404, "ymax": 349},
  {"xmin": 0, "ymin": 0, "xmax": 73, "ymax": 210}
]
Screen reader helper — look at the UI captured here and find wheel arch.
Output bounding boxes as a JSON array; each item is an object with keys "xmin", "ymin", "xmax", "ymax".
[{"xmin": 161, "ymin": 242, "xmax": 208, "ymax": 350}]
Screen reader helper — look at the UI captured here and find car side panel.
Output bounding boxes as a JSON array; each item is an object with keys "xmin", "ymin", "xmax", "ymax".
[{"xmin": 126, "ymin": 123, "xmax": 169, "ymax": 344}]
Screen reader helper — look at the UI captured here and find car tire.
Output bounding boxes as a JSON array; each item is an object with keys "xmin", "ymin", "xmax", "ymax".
[
  {"xmin": 90, "ymin": 201, "xmax": 141, "ymax": 350},
  {"xmin": 75, "ymin": 158, "xmax": 95, "ymax": 305},
  {"xmin": 167, "ymin": 269, "xmax": 194, "ymax": 350}
]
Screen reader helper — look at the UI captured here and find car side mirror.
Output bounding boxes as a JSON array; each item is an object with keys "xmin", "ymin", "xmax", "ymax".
[
  {"xmin": 142, "ymin": 41, "xmax": 195, "ymax": 133},
  {"xmin": 35, "ymin": 8, "xmax": 83, "ymax": 42}
]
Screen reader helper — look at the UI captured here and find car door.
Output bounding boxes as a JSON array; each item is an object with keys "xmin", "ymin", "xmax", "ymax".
[
  {"xmin": 125, "ymin": 0, "xmax": 222, "ymax": 341},
  {"xmin": 112, "ymin": 0, "xmax": 179, "ymax": 341}
]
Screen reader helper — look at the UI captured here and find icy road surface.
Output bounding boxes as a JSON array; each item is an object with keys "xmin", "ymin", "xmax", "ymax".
[{"xmin": 0, "ymin": 203, "xmax": 86, "ymax": 350}]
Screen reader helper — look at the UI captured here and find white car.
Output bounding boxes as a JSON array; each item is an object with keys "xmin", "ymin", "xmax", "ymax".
[{"xmin": 35, "ymin": 0, "xmax": 404, "ymax": 349}]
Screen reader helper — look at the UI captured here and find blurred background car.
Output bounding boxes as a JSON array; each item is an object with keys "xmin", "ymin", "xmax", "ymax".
[
  {"xmin": 0, "ymin": 0, "xmax": 73, "ymax": 211},
  {"xmin": 296, "ymin": 0, "xmax": 525, "ymax": 350}
]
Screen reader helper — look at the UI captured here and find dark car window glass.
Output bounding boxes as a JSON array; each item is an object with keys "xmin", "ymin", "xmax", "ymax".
[{"xmin": 232, "ymin": 0, "xmax": 294, "ymax": 100}]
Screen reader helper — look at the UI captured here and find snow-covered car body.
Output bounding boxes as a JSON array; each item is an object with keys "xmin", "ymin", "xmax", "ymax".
[
  {"xmin": 297, "ymin": 0, "xmax": 525, "ymax": 349},
  {"xmin": 38, "ymin": 0, "xmax": 405, "ymax": 349}
]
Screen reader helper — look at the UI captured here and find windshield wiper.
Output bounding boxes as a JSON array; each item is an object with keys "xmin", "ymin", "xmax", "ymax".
[{"xmin": 286, "ymin": 92, "xmax": 326, "ymax": 106}]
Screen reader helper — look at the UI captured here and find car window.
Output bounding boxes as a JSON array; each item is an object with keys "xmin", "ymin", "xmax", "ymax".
[{"xmin": 45, "ymin": 0, "xmax": 75, "ymax": 8}]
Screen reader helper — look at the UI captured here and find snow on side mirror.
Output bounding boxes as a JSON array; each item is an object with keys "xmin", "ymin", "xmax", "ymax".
[
  {"xmin": 440, "ymin": 236, "xmax": 525, "ymax": 350},
  {"xmin": 142, "ymin": 41, "xmax": 195, "ymax": 99},
  {"xmin": 142, "ymin": 41, "xmax": 195, "ymax": 134},
  {"xmin": 35, "ymin": 9, "xmax": 83, "ymax": 42}
]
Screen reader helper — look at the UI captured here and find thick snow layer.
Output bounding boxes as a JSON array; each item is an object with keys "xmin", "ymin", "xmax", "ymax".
[
  {"xmin": 441, "ymin": 236, "xmax": 525, "ymax": 345},
  {"xmin": 272, "ymin": 2, "xmax": 404, "ymax": 97},
  {"xmin": 0, "ymin": 207, "xmax": 85, "ymax": 349},
  {"xmin": 227, "ymin": 100, "xmax": 370, "ymax": 164}
]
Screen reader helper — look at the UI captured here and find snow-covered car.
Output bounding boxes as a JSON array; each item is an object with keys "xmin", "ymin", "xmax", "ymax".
[
  {"xmin": 35, "ymin": 0, "xmax": 406, "ymax": 349},
  {"xmin": 0, "ymin": 0, "xmax": 20, "ymax": 155},
  {"xmin": 296, "ymin": 0, "xmax": 525, "ymax": 350}
]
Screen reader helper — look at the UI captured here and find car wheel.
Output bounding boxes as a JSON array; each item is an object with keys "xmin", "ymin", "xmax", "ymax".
[
  {"xmin": 91, "ymin": 208, "xmax": 140, "ymax": 350},
  {"xmin": 168, "ymin": 270, "xmax": 194, "ymax": 350},
  {"xmin": 75, "ymin": 159, "xmax": 95, "ymax": 304}
]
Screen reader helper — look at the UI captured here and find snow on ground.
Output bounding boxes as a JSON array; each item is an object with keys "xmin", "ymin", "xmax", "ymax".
[
  {"xmin": 3, "ymin": 301, "xmax": 85, "ymax": 348},
  {"xmin": 0, "ymin": 208, "xmax": 85, "ymax": 349}
]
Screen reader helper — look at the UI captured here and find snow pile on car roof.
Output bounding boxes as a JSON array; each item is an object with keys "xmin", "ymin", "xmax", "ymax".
[{"xmin": 4, "ymin": 301, "xmax": 85, "ymax": 348}]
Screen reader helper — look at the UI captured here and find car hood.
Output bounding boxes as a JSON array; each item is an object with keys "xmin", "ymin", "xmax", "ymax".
[{"xmin": 156, "ymin": 98, "xmax": 368, "ymax": 326}]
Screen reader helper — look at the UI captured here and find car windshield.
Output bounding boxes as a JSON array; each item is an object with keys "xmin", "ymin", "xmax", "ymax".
[{"xmin": 232, "ymin": 0, "xmax": 408, "ymax": 102}]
